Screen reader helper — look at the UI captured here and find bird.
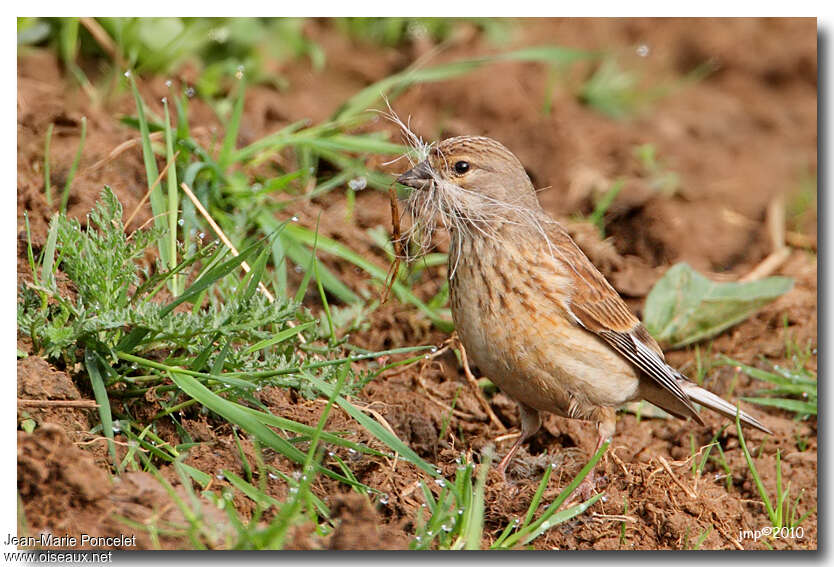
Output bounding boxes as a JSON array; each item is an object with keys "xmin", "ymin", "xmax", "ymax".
[{"xmin": 396, "ymin": 135, "xmax": 771, "ymax": 481}]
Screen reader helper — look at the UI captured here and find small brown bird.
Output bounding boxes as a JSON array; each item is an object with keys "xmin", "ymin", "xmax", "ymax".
[{"xmin": 397, "ymin": 135, "xmax": 771, "ymax": 480}]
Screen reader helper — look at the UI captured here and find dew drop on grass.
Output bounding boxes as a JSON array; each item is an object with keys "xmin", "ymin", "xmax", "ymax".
[
  {"xmin": 165, "ymin": 80, "xmax": 173, "ymax": 88},
  {"xmin": 177, "ymin": 218, "xmax": 184, "ymax": 226},
  {"xmin": 185, "ymin": 87, "xmax": 195, "ymax": 98},
  {"xmin": 289, "ymin": 487, "xmax": 298, "ymax": 495},
  {"xmin": 161, "ymin": 97, "xmax": 167, "ymax": 104},
  {"xmin": 112, "ymin": 420, "xmax": 121, "ymax": 434},
  {"xmin": 415, "ymin": 536, "xmax": 422, "ymax": 543},
  {"xmin": 434, "ymin": 478, "xmax": 446, "ymax": 488},
  {"xmin": 291, "ymin": 216, "xmax": 299, "ymax": 222},
  {"xmin": 348, "ymin": 177, "xmax": 367, "ymax": 191},
  {"xmin": 348, "ymin": 448, "xmax": 357, "ymax": 455},
  {"xmin": 457, "ymin": 509, "xmax": 464, "ymax": 515},
  {"xmin": 268, "ymin": 472, "xmax": 278, "ymax": 480},
  {"xmin": 224, "ymin": 491, "xmax": 234, "ymax": 501},
  {"xmin": 429, "ymin": 346, "xmax": 438, "ymax": 353},
  {"xmin": 379, "ymin": 494, "xmax": 389, "ymax": 505},
  {"xmin": 328, "ymin": 451, "xmax": 335, "ymax": 457},
  {"xmin": 216, "ymin": 473, "xmax": 225, "ymax": 480},
  {"xmin": 636, "ymin": 44, "xmax": 650, "ymax": 57},
  {"xmin": 123, "ymin": 70, "xmax": 131, "ymax": 78}
]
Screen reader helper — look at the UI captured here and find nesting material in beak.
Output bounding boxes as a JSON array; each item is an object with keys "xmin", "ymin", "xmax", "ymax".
[{"xmin": 396, "ymin": 160, "xmax": 433, "ymax": 189}]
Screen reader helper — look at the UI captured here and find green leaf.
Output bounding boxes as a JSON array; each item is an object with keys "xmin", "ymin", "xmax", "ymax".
[{"xmin": 643, "ymin": 263, "xmax": 793, "ymax": 348}]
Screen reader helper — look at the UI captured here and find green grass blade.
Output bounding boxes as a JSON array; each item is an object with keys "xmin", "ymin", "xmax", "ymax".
[
  {"xmin": 463, "ymin": 452, "xmax": 490, "ymax": 550},
  {"xmin": 127, "ymin": 70, "xmax": 169, "ymax": 267},
  {"xmin": 741, "ymin": 397, "xmax": 817, "ymax": 416},
  {"xmin": 736, "ymin": 411, "xmax": 775, "ymax": 524},
  {"xmin": 162, "ymin": 97, "xmax": 180, "ymax": 295},
  {"xmin": 305, "ymin": 373, "xmax": 438, "ymax": 477},
  {"xmin": 84, "ymin": 348, "xmax": 118, "ymax": 468},
  {"xmin": 167, "ymin": 370, "xmax": 363, "ymax": 489}
]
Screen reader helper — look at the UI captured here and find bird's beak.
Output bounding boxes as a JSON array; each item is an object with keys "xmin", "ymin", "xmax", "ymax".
[{"xmin": 396, "ymin": 160, "xmax": 433, "ymax": 189}]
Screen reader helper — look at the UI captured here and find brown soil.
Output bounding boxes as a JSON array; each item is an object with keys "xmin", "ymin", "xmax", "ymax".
[{"xmin": 16, "ymin": 18, "xmax": 817, "ymax": 550}]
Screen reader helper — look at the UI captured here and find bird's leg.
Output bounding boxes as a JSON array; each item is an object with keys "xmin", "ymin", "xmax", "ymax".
[
  {"xmin": 575, "ymin": 409, "xmax": 616, "ymax": 500},
  {"xmin": 497, "ymin": 402, "xmax": 541, "ymax": 481}
]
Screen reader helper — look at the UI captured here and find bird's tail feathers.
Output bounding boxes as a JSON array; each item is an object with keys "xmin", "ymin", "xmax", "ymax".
[{"xmin": 680, "ymin": 381, "xmax": 773, "ymax": 435}]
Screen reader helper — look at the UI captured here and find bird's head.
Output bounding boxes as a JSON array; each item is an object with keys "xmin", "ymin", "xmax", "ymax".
[{"xmin": 397, "ymin": 136, "xmax": 539, "ymax": 215}]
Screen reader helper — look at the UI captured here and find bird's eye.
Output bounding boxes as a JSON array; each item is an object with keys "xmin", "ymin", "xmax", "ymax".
[{"xmin": 453, "ymin": 161, "xmax": 470, "ymax": 175}]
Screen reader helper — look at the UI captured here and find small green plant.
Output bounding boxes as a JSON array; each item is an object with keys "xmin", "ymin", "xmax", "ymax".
[
  {"xmin": 490, "ymin": 441, "xmax": 608, "ymax": 549},
  {"xmin": 584, "ymin": 179, "xmax": 624, "ymax": 237},
  {"xmin": 633, "ymin": 143, "xmax": 680, "ymax": 196},
  {"xmin": 736, "ymin": 413, "xmax": 814, "ymax": 535}
]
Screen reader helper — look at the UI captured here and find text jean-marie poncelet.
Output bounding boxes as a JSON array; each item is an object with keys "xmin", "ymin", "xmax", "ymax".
[{"xmin": 5, "ymin": 533, "xmax": 137, "ymax": 548}]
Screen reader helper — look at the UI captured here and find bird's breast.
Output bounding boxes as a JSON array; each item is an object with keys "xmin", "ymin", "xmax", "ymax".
[{"xmin": 448, "ymin": 232, "xmax": 640, "ymax": 416}]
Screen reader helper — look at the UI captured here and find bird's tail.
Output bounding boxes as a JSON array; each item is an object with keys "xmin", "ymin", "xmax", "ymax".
[{"xmin": 679, "ymin": 381, "xmax": 773, "ymax": 434}]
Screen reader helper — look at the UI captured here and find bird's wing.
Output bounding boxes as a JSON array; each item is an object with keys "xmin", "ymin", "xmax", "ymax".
[{"xmin": 544, "ymin": 225, "xmax": 701, "ymax": 420}]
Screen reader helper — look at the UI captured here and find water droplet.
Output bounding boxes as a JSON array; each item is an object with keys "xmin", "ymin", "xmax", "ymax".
[
  {"xmin": 435, "ymin": 468, "xmax": 442, "ymax": 475},
  {"xmin": 289, "ymin": 487, "xmax": 298, "ymax": 495},
  {"xmin": 802, "ymin": 392, "xmax": 808, "ymax": 398},
  {"xmin": 328, "ymin": 451, "xmax": 335, "ymax": 457},
  {"xmin": 415, "ymin": 536, "xmax": 422, "ymax": 543},
  {"xmin": 441, "ymin": 524, "xmax": 452, "ymax": 532},
  {"xmin": 348, "ymin": 448, "xmax": 357, "ymax": 455},
  {"xmin": 223, "ymin": 491, "xmax": 233, "ymax": 501},
  {"xmin": 130, "ymin": 363, "xmax": 138, "ymax": 369},
  {"xmin": 636, "ymin": 44, "xmax": 650, "ymax": 57},
  {"xmin": 421, "ymin": 503, "xmax": 427, "ymax": 508},
  {"xmin": 198, "ymin": 232, "xmax": 206, "ymax": 239},
  {"xmin": 348, "ymin": 177, "xmax": 367, "ymax": 191},
  {"xmin": 429, "ymin": 346, "xmax": 438, "ymax": 353},
  {"xmin": 213, "ymin": 239, "xmax": 220, "ymax": 245},
  {"xmin": 294, "ymin": 264, "xmax": 303, "ymax": 273},
  {"xmin": 185, "ymin": 87, "xmax": 195, "ymax": 98},
  {"xmin": 513, "ymin": 518, "xmax": 520, "ymax": 526},
  {"xmin": 112, "ymin": 420, "xmax": 121, "ymax": 434},
  {"xmin": 292, "ymin": 470, "xmax": 302, "ymax": 480},
  {"xmin": 165, "ymin": 80, "xmax": 173, "ymax": 88},
  {"xmin": 457, "ymin": 509, "xmax": 464, "ymax": 515},
  {"xmin": 434, "ymin": 478, "xmax": 446, "ymax": 488},
  {"xmin": 161, "ymin": 97, "xmax": 167, "ymax": 104},
  {"xmin": 424, "ymin": 354, "xmax": 431, "ymax": 359},
  {"xmin": 379, "ymin": 494, "xmax": 389, "ymax": 505},
  {"xmin": 216, "ymin": 473, "xmax": 225, "ymax": 480},
  {"xmin": 601, "ymin": 495, "xmax": 608, "ymax": 502},
  {"xmin": 291, "ymin": 216, "xmax": 299, "ymax": 222},
  {"xmin": 177, "ymin": 218, "xmax": 184, "ymax": 226},
  {"xmin": 540, "ymin": 521, "xmax": 551, "ymax": 531},
  {"xmin": 268, "ymin": 472, "xmax": 278, "ymax": 480},
  {"xmin": 426, "ymin": 530, "xmax": 433, "ymax": 537},
  {"xmin": 123, "ymin": 70, "xmax": 132, "ymax": 78}
]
